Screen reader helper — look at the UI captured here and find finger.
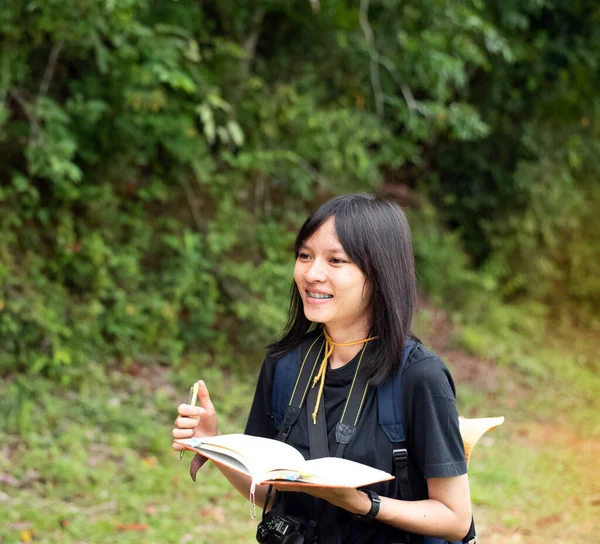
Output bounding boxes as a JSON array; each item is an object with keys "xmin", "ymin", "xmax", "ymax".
[
  {"xmin": 178, "ymin": 403, "xmax": 203, "ymax": 417},
  {"xmin": 172, "ymin": 442, "xmax": 185, "ymax": 451},
  {"xmin": 175, "ymin": 416, "xmax": 201, "ymax": 429},
  {"xmin": 196, "ymin": 380, "xmax": 214, "ymax": 411},
  {"xmin": 172, "ymin": 428, "xmax": 194, "ymax": 439}
]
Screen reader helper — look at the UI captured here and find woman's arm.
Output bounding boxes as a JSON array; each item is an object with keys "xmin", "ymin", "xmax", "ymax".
[
  {"xmin": 217, "ymin": 469, "xmax": 275, "ymax": 510},
  {"xmin": 274, "ymin": 474, "xmax": 472, "ymax": 542},
  {"xmin": 376, "ymin": 474, "xmax": 472, "ymax": 541}
]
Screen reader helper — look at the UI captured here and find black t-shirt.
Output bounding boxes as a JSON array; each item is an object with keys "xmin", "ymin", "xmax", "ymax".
[{"xmin": 244, "ymin": 331, "xmax": 467, "ymax": 544}]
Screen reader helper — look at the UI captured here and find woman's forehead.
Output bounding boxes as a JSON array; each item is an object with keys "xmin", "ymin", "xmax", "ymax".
[{"xmin": 301, "ymin": 218, "xmax": 345, "ymax": 251}]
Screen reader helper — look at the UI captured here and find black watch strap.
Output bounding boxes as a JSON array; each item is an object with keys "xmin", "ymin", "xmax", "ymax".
[{"xmin": 353, "ymin": 489, "xmax": 381, "ymax": 523}]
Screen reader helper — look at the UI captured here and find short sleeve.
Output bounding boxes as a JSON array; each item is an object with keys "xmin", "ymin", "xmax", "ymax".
[
  {"xmin": 403, "ymin": 356, "xmax": 467, "ymax": 479},
  {"xmin": 244, "ymin": 357, "xmax": 278, "ymax": 440}
]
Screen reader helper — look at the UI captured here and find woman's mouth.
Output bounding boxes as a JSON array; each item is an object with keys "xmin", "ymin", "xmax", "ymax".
[{"xmin": 306, "ymin": 291, "xmax": 333, "ymax": 300}]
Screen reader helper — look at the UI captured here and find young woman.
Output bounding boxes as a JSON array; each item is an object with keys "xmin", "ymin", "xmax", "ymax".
[{"xmin": 172, "ymin": 193, "xmax": 472, "ymax": 543}]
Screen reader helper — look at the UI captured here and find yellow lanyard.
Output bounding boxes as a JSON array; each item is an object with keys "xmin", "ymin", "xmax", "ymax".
[{"xmin": 311, "ymin": 329, "xmax": 379, "ymax": 424}]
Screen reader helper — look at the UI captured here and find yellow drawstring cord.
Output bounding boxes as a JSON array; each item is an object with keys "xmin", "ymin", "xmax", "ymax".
[{"xmin": 311, "ymin": 329, "xmax": 379, "ymax": 424}]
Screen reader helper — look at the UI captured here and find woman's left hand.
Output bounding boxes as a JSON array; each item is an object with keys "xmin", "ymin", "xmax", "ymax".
[{"xmin": 271, "ymin": 484, "xmax": 371, "ymax": 515}]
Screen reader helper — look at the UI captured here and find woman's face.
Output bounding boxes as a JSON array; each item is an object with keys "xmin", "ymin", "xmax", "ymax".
[{"xmin": 293, "ymin": 217, "xmax": 372, "ymax": 335}]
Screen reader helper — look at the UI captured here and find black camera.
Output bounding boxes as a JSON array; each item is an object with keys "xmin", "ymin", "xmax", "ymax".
[{"xmin": 256, "ymin": 512, "xmax": 308, "ymax": 544}]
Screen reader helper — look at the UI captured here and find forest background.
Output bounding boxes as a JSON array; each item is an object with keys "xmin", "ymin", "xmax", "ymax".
[{"xmin": 1, "ymin": 1, "xmax": 598, "ymax": 543}]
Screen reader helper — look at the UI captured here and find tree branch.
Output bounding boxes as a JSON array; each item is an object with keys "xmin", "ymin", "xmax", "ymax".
[
  {"xmin": 180, "ymin": 177, "xmax": 206, "ymax": 234},
  {"xmin": 8, "ymin": 89, "xmax": 42, "ymax": 144},
  {"xmin": 239, "ymin": 9, "xmax": 265, "ymax": 83},
  {"xmin": 359, "ymin": 0, "xmax": 384, "ymax": 117},
  {"xmin": 376, "ymin": 54, "xmax": 424, "ymax": 114},
  {"xmin": 39, "ymin": 40, "xmax": 64, "ymax": 97}
]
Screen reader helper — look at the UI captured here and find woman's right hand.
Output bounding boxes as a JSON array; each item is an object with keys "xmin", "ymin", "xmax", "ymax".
[{"xmin": 172, "ymin": 380, "xmax": 220, "ymax": 451}]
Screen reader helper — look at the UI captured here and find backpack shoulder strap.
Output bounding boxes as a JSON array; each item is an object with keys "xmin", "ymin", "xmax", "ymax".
[
  {"xmin": 271, "ymin": 348, "xmax": 300, "ymax": 431},
  {"xmin": 377, "ymin": 339, "xmax": 416, "ymax": 443},
  {"xmin": 272, "ymin": 333, "xmax": 325, "ymax": 436},
  {"xmin": 377, "ymin": 339, "xmax": 416, "ymax": 505}
]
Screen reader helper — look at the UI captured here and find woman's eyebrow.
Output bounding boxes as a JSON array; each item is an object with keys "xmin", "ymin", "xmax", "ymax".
[{"xmin": 299, "ymin": 242, "xmax": 346, "ymax": 254}]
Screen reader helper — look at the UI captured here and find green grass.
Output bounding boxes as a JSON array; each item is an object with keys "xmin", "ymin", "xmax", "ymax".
[{"xmin": 0, "ymin": 367, "xmax": 258, "ymax": 544}]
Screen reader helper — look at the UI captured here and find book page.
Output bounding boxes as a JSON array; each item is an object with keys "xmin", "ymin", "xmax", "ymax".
[
  {"xmin": 293, "ymin": 457, "xmax": 394, "ymax": 488},
  {"xmin": 179, "ymin": 434, "xmax": 306, "ymax": 480}
]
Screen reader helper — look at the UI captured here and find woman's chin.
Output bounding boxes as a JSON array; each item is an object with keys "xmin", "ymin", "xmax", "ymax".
[{"xmin": 303, "ymin": 308, "xmax": 329, "ymax": 324}]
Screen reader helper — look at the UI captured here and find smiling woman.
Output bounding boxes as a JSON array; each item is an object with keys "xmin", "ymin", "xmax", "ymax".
[
  {"xmin": 173, "ymin": 193, "xmax": 473, "ymax": 544},
  {"xmin": 294, "ymin": 217, "xmax": 373, "ymax": 352},
  {"xmin": 277, "ymin": 194, "xmax": 417, "ymax": 386}
]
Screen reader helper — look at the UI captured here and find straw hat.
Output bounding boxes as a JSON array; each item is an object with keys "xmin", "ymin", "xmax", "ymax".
[{"xmin": 459, "ymin": 416, "xmax": 505, "ymax": 466}]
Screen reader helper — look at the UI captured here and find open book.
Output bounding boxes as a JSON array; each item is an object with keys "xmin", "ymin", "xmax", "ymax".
[{"xmin": 175, "ymin": 434, "xmax": 393, "ymax": 489}]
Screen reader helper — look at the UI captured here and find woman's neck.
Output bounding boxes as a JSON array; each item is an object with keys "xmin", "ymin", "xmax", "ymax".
[{"xmin": 324, "ymin": 322, "xmax": 373, "ymax": 369}]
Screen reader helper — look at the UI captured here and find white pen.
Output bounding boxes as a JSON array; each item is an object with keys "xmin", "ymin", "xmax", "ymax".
[{"xmin": 180, "ymin": 382, "xmax": 200, "ymax": 460}]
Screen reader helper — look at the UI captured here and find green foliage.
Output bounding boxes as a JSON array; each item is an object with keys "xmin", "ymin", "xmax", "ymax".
[
  {"xmin": 486, "ymin": 124, "xmax": 600, "ymax": 318},
  {"xmin": 409, "ymin": 203, "xmax": 497, "ymax": 313},
  {"xmin": 0, "ymin": 0, "xmax": 598, "ymax": 380},
  {"xmin": 426, "ymin": 0, "xmax": 600, "ymax": 317}
]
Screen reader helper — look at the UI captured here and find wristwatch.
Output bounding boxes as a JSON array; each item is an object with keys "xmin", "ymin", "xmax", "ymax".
[{"xmin": 353, "ymin": 489, "xmax": 381, "ymax": 523}]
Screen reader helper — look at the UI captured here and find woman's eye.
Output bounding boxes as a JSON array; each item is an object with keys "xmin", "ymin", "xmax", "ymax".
[
  {"xmin": 298, "ymin": 253, "xmax": 311, "ymax": 260},
  {"xmin": 330, "ymin": 258, "xmax": 346, "ymax": 264}
]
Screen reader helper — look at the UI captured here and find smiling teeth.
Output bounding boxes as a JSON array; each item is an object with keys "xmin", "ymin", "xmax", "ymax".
[{"xmin": 307, "ymin": 292, "xmax": 333, "ymax": 299}]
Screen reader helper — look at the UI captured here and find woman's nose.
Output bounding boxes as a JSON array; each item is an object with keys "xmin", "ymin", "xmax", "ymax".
[{"xmin": 305, "ymin": 260, "xmax": 326, "ymax": 282}]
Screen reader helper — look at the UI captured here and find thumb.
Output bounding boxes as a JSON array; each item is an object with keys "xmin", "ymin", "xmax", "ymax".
[{"xmin": 196, "ymin": 380, "xmax": 214, "ymax": 411}]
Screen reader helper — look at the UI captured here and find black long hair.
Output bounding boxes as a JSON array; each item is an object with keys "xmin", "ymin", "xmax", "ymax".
[{"xmin": 267, "ymin": 193, "xmax": 417, "ymax": 386}]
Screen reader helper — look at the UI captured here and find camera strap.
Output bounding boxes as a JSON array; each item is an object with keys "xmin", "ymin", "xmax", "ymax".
[
  {"xmin": 303, "ymin": 375, "xmax": 332, "ymax": 542},
  {"xmin": 262, "ymin": 335, "xmax": 326, "ymax": 518},
  {"xmin": 307, "ymin": 378, "xmax": 330, "ymax": 458},
  {"xmin": 303, "ymin": 342, "xmax": 373, "ymax": 544}
]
